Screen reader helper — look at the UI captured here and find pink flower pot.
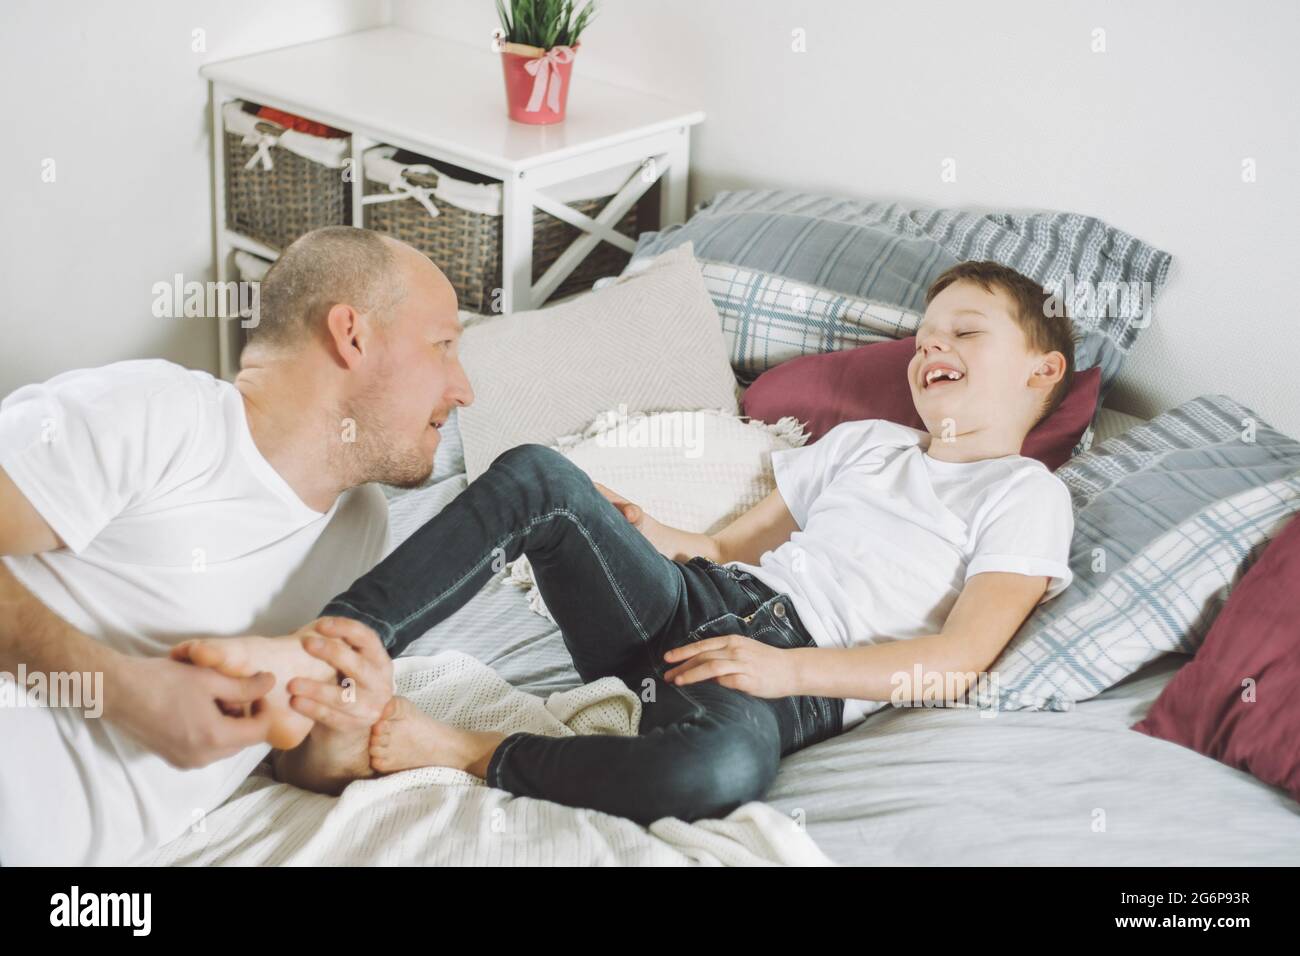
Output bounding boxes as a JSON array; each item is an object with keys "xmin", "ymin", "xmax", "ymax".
[{"xmin": 500, "ymin": 43, "xmax": 579, "ymax": 125}]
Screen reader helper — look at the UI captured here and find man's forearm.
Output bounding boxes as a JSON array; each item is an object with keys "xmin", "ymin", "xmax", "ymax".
[
  {"xmin": 786, "ymin": 633, "xmax": 983, "ymax": 702},
  {"xmin": 0, "ymin": 561, "xmax": 122, "ymax": 678},
  {"xmin": 2, "ymin": 554, "xmax": 282, "ymax": 771}
]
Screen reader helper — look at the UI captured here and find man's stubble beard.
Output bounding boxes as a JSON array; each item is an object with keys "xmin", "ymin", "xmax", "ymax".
[{"xmin": 335, "ymin": 386, "xmax": 435, "ymax": 491}]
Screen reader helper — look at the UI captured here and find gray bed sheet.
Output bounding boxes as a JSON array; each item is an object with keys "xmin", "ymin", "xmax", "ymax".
[{"xmin": 383, "ymin": 441, "xmax": 1300, "ymax": 866}]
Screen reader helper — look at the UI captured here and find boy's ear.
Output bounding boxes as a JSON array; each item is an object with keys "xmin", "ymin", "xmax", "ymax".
[{"xmin": 1030, "ymin": 350, "xmax": 1067, "ymax": 386}]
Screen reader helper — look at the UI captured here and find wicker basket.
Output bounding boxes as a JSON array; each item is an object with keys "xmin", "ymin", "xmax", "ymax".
[
  {"xmin": 223, "ymin": 107, "xmax": 350, "ymax": 252},
  {"xmin": 362, "ymin": 150, "xmax": 637, "ymax": 313}
]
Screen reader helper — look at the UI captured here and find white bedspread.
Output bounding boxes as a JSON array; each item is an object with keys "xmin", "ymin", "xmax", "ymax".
[{"xmin": 150, "ymin": 652, "xmax": 832, "ymax": 866}]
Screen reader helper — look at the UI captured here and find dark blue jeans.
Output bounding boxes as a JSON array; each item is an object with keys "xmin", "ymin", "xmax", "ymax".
[{"xmin": 321, "ymin": 443, "xmax": 844, "ymax": 824}]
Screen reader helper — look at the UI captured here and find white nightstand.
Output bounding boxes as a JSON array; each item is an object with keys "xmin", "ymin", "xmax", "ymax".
[{"xmin": 200, "ymin": 26, "xmax": 705, "ymax": 379}]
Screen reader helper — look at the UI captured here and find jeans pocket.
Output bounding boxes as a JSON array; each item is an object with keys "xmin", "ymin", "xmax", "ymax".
[
  {"xmin": 736, "ymin": 595, "xmax": 807, "ymax": 651},
  {"xmin": 686, "ymin": 610, "xmax": 748, "ymax": 643}
]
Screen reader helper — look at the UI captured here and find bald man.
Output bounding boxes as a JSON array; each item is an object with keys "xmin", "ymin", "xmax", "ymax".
[{"xmin": 0, "ymin": 227, "xmax": 473, "ymax": 865}]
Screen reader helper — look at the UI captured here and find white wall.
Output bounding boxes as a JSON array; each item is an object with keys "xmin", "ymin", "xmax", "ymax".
[
  {"xmin": 3, "ymin": 0, "xmax": 1296, "ymax": 436},
  {"xmin": 0, "ymin": 0, "xmax": 388, "ymax": 394},
  {"xmin": 393, "ymin": 0, "xmax": 1300, "ymax": 434}
]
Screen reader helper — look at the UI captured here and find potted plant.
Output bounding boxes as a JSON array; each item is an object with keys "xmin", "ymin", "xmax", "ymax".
[{"xmin": 493, "ymin": 0, "xmax": 596, "ymax": 125}]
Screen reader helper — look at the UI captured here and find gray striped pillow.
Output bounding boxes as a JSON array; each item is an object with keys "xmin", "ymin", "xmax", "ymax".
[{"xmin": 983, "ymin": 394, "xmax": 1300, "ymax": 711}]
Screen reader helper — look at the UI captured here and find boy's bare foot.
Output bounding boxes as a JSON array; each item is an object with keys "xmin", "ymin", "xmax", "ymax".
[
  {"xmin": 171, "ymin": 635, "xmax": 336, "ymax": 750},
  {"xmin": 369, "ymin": 697, "xmax": 505, "ymax": 778}
]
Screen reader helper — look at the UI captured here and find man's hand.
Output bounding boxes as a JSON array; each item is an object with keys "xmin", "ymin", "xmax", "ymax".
[
  {"xmin": 104, "ymin": 654, "xmax": 276, "ymax": 769},
  {"xmin": 663, "ymin": 635, "xmax": 801, "ymax": 698},
  {"xmin": 271, "ymin": 617, "xmax": 392, "ymax": 795},
  {"xmin": 286, "ymin": 617, "xmax": 393, "ymax": 735}
]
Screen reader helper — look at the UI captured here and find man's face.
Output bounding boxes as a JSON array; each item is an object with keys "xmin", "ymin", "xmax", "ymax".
[
  {"xmin": 348, "ymin": 245, "xmax": 474, "ymax": 487},
  {"xmin": 907, "ymin": 279, "xmax": 1048, "ymax": 438}
]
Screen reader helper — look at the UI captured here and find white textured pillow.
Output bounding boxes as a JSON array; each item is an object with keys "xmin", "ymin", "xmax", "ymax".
[
  {"xmin": 457, "ymin": 242, "xmax": 740, "ymax": 480},
  {"xmin": 507, "ymin": 409, "xmax": 809, "ymax": 621}
]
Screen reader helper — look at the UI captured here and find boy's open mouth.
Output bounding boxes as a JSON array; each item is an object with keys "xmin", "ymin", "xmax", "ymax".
[{"xmin": 921, "ymin": 362, "xmax": 966, "ymax": 390}]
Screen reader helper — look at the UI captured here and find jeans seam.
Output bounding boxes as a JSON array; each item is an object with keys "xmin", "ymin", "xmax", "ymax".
[
  {"xmin": 687, "ymin": 610, "xmax": 743, "ymax": 640},
  {"xmin": 322, "ymin": 600, "xmax": 397, "ymax": 648},
  {"xmin": 392, "ymin": 506, "xmax": 651, "ymax": 646},
  {"xmin": 663, "ymin": 675, "xmax": 708, "ymax": 723}
]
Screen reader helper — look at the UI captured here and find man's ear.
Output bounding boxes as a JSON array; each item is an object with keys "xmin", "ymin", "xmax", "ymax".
[{"xmin": 324, "ymin": 303, "xmax": 372, "ymax": 369}]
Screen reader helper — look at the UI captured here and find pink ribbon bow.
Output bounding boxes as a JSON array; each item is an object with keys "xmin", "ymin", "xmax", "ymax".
[{"xmin": 523, "ymin": 46, "xmax": 576, "ymax": 113}]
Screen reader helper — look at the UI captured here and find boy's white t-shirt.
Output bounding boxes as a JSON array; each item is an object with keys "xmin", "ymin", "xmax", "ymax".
[
  {"xmin": 728, "ymin": 418, "xmax": 1074, "ymax": 729},
  {"xmin": 0, "ymin": 360, "xmax": 389, "ymax": 865}
]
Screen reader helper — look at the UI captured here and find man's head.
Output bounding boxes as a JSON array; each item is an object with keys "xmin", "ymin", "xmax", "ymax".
[
  {"xmin": 907, "ymin": 260, "xmax": 1075, "ymax": 448},
  {"xmin": 245, "ymin": 226, "xmax": 473, "ymax": 488}
]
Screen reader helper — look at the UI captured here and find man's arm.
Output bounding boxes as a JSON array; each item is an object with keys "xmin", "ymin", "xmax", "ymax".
[
  {"xmin": 0, "ymin": 466, "xmax": 113, "ymax": 677},
  {"xmin": 595, "ymin": 483, "xmax": 800, "ymax": 566},
  {"xmin": 0, "ymin": 467, "xmax": 60, "ymax": 556},
  {"xmin": 0, "ymin": 467, "xmax": 276, "ymax": 768},
  {"xmin": 663, "ymin": 571, "xmax": 1048, "ymax": 703}
]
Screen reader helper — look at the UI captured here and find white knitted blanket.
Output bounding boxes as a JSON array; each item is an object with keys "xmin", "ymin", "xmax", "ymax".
[{"xmin": 150, "ymin": 652, "xmax": 832, "ymax": 866}]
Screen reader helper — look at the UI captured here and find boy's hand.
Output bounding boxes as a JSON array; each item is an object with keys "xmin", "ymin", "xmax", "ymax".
[
  {"xmin": 592, "ymin": 481, "xmax": 645, "ymax": 528},
  {"xmin": 663, "ymin": 635, "xmax": 800, "ymax": 698},
  {"xmin": 592, "ymin": 479, "xmax": 716, "ymax": 564}
]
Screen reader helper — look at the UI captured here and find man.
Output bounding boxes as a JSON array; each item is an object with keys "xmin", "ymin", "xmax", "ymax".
[{"xmin": 0, "ymin": 226, "xmax": 472, "ymax": 864}]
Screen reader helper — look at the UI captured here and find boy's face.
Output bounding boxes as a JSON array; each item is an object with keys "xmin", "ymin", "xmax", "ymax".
[{"xmin": 907, "ymin": 279, "xmax": 1063, "ymax": 440}]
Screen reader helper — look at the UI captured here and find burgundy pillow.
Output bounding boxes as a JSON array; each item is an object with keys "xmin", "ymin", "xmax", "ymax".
[
  {"xmin": 1132, "ymin": 514, "xmax": 1300, "ymax": 801},
  {"xmin": 740, "ymin": 336, "xmax": 1101, "ymax": 470}
]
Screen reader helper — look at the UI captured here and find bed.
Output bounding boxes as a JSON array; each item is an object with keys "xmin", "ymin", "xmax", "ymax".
[
  {"xmin": 377, "ymin": 403, "xmax": 1300, "ymax": 866},
  {"xmin": 164, "ymin": 190, "xmax": 1297, "ymax": 866}
]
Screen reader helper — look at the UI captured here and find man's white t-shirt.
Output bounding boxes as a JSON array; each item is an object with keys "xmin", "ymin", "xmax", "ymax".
[
  {"xmin": 0, "ymin": 360, "xmax": 389, "ymax": 865},
  {"xmin": 728, "ymin": 419, "xmax": 1074, "ymax": 729}
]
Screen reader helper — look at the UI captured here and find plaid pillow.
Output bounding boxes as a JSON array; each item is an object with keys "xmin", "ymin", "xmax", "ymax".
[
  {"xmin": 631, "ymin": 189, "xmax": 1173, "ymax": 400},
  {"xmin": 981, "ymin": 395, "xmax": 1300, "ymax": 711},
  {"xmin": 620, "ymin": 260, "xmax": 920, "ymax": 383}
]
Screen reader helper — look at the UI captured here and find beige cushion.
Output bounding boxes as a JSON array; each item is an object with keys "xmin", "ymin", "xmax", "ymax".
[{"xmin": 457, "ymin": 243, "xmax": 739, "ymax": 479}]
